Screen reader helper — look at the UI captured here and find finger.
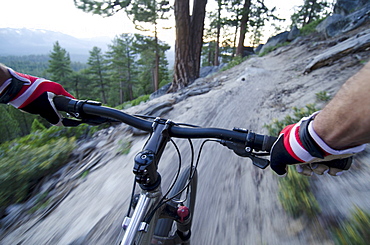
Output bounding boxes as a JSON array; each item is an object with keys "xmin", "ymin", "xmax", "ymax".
[
  {"xmin": 311, "ymin": 163, "xmax": 329, "ymax": 175},
  {"xmin": 328, "ymin": 168, "xmax": 344, "ymax": 176},
  {"xmin": 270, "ymin": 135, "xmax": 289, "ymax": 176},
  {"xmin": 271, "ymin": 163, "xmax": 288, "ymax": 176},
  {"xmin": 20, "ymin": 92, "xmax": 62, "ymax": 125},
  {"xmin": 296, "ymin": 164, "xmax": 313, "ymax": 176}
]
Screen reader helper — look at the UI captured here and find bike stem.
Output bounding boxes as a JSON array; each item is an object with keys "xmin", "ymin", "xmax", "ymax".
[{"xmin": 133, "ymin": 118, "xmax": 173, "ymax": 190}]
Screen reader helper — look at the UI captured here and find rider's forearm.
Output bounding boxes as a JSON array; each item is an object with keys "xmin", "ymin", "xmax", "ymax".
[
  {"xmin": 0, "ymin": 64, "xmax": 11, "ymax": 86},
  {"xmin": 313, "ymin": 61, "xmax": 370, "ymax": 150}
]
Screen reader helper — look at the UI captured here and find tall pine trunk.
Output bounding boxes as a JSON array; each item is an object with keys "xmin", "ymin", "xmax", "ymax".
[
  {"xmin": 153, "ymin": 26, "xmax": 160, "ymax": 92},
  {"xmin": 98, "ymin": 70, "xmax": 107, "ymax": 104},
  {"xmin": 236, "ymin": 0, "xmax": 251, "ymax": 57},
  {"xmin": 214, "ymin": 0, "xmax": 222, "ymax": 66},
  {"xmin": 169, "ymin": 0, "xmax": 207, "ymax": 92}
]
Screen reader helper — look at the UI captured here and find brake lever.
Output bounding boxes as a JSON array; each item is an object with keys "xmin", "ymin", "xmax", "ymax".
[
  {"xmin": 218, "ymin": 140, "xmax": 270, "ymax": 169},
  {"xmin": 249, "ymin": 155, "xmax": 270, "ymax": 169}
]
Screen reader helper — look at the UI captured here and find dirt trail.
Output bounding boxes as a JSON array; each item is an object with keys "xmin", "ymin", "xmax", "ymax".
[{"xmin": 2, "ymin": 32, "xmax": 370, "ymax": 244}]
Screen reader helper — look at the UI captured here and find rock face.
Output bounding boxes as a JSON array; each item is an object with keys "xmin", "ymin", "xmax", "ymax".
[
  {"xmin": 315, "ymin": 14, "xmax": 348, "ymax": 38},
  {"xmin": 257, "ymin": 25, "xmax": 302, "ymax": 55},
  {"xmin": 149, "ymin": 83, "xmax": 171, "ymax": 100},
  {"xmin": 316, "ymin": 2, "xmax": 370, "ymax": 38},
  {"xmin": 258, "ymin": 1, "xmax": 370, "ymax": 55},
  {"xmin": 304, "ymin": 29, "xmax": 370, "ymax": 73},
  {"xmin": 150, "ymin": 64, "xmax": 226, "ymax": 100},
  {"xmin": 333, "ymin": 0, "xmax": 370, "ymax": 16},
  {"xmin": 287, "ymin": 25, "xmax": 300, "ymax": 41},
  {"xmin": 242, "ymin": 46, "xmax": 255, "ymax": 57},
  {"xmin": 258, "ymin": 31, "xmax": 289, "ymax": 55}
]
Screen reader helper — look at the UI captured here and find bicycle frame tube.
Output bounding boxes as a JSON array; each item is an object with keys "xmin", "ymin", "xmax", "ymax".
[{"xmin": 121, "ymin": 187, "xmax": 163, "ymax": 245}]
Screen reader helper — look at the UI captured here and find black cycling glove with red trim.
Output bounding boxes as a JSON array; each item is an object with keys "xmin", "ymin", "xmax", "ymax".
[
  {"xmin": 270, "ymin": 113, "xmax": 366, "ymax": 176},
  {"xmin": 0, "ymin": 68, "xmax": 75, "ymax": 126}
]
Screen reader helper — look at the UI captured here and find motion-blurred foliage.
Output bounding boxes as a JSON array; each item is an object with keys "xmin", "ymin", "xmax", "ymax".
[
  {"xmin": 265, "ymin": 105, "xmax": 370, "ymax": 242},
  {"xmin": 264, "ymin": 104, "xmax": 320, "ymax": 218},
  {"xmin": 0, "ymin": 121, "xmax": 98, "ymax": 208},
  {"xmin": 333, "ymin": 207, "xmax": 370, "ymax": 245},
  {"xmin": 264, "ymin": 104, "xmax": 318, "ymax": 136},
  {"xmin": 278, "ymin": 166, "xmax": 321, "ymax": 218}
]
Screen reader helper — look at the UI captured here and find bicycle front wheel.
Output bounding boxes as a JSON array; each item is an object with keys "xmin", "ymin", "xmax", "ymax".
[{"xmin": 153, "ymin": 165, "xmax": 198, "ymax": 245}]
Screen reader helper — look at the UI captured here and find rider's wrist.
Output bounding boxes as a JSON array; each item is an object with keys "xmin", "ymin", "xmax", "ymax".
[{"xmin": 308, "ymin": 120, "xmax": 366, "ymax": 155}]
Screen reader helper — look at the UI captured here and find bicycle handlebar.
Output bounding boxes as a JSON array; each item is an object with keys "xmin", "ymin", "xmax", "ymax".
[
  {"xmin": 54, "ymin": 97, "xmax": 277, "ymax": 153},
  {"xmin": 54, "ymin": 97, "xmax": 353, "ymax": 172}
]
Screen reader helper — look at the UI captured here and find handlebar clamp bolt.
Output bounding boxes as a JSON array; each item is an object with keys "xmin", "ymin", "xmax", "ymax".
[{"xmin": 245, "ymin": 147, "xmax": 252, "ymax": 152}]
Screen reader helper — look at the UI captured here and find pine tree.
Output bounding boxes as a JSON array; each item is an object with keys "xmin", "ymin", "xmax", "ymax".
[
  {"xmin": 47, "ymin": 41, "xmax": 73, "ymax": 90},
  {"xmin": 125, "ymin": 0, "xmax": 171, "ymax": 91},
  {"xmin": 71, "ymin": 70, "xmax": 93, "ymax": 101},
  {"xmin": 201, "ymin": 41, "xmax": 216, "ymax": 66},
  {"xmin": 235, "ymin": 0, "xmax": 252, "ymax": 56},
  {"xmin": 87, "ymin": 47, "xmax": 109, "ymax": 104},
  {"xmin": 170, "ymin": 0, "xmax": 207, "ymax": 91},
  {"xmin": 0, "ymin": 105, "xmax": 21, "ymax": 143},
  {"xmin": 106, "ymin": 34, "xmax": 138, "ymax": 105},
  {"xmin": 217, "ymin": 0, "xmax": 279, "ymax": 56},
  {"xmin": 206, "ymin": 0, "xmax": 227, "ymax": 66},
  {"xmin": 133, "ymin": 34, "xmax": 170, "ymax": 94},
  {"xmin": 291, "ymin": 0, "xmax": 331, "ymax": 28},
  {"xmin": 74, "ymin": 0, "xmax": 207, "ymax": 92},
  {"xmin": 249, "ymin": 0, "xmax": 279, "ymax": 46}
]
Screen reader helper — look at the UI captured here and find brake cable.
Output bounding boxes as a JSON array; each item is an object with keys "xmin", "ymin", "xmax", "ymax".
[{"xmin": 143, "ymin": 137, "xmax": 183, "ymax": 224}]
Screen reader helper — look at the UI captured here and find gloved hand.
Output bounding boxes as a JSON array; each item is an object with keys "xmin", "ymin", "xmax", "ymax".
[
  {"xmin": 1, "ymin": 68, "xmax": 75, "ymax": 126},
  {"xmin": 270, "ymin": 112, "xmax": 366, "ymax": 176}
]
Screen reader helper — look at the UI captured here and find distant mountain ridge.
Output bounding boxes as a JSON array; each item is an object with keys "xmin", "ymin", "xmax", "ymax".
[
  {"xmin": 0, "ymin": 28, "xmax": 111, "ymax": 62},
  {"xmin": 0, "ymin": 28, "xmax": 175, "ymax": 66}
]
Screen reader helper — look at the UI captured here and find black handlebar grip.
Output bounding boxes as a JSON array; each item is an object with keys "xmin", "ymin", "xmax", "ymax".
[
  {"xmin": 262, "ymin": 135, "xmax": 278, "ymax": 153},
  {"xmin": 53, "ymin": 96, "xmax": 72, "ymax": 112}
]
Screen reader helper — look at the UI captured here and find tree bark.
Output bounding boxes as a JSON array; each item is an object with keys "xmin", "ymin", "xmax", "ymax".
[
  {"xmin": 169, "ymin": 0, "xmax": 207, "ymax": 92},
  {"xmin": 236, "ymin": 0, "xmax": 251, "ymax": 56},
  {"xmin": 191, "ymin": 0, "xmax": 208, "ymax": 77},
  {"xmin": 153, "ymin": 50, "xmax": 160, "ymax": 92},
  {"xmin": 153, "ymin": 26, "xmax": 160, "ymax": 91},
  {"xmin": 170, "ymin": 0, "xmax": 191, "ymax": 92},
  {"xmin": 214, "ymin": 0, "xmax": 221, "ymax": 66}
]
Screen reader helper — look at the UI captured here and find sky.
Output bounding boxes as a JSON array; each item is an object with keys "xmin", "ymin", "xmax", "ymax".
[{"xmin": 1, "ymin": 0, "xmax": 300, "ymax": 45}]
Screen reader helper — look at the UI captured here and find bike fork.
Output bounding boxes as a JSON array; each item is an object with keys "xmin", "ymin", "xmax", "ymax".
[{"xmin": 121, "ymin": 190, "xmax": 161, "ymax": 245}]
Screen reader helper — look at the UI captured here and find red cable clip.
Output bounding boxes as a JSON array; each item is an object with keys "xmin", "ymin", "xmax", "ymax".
[{"xmin": 177, "ymin": 206, "xmax": 189, "ymax": 222}]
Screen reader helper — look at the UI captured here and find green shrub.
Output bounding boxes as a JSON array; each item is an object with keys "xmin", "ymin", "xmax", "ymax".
[
  {"xmin": 131, "ymin": 94, "xmax": 150, "ymax": 106},
  {"xmin": 159, "ymin": 80, "xmax": 170, "ymax": 89},
  {"xmin": 220, "ymin": 56, "xmax": 247, "ymax": 72},
  {"xmin": 264, "ymin": 104, "xmax": 318, "ymax": 136},
  {"xmin": 300, "ymin": 18, "xmax": 326, "ymax": 36},
  {"xmin": 115, "ymin": 94, "xmax": 150, "ymax": 110},
  {"xmin": 0, "ymin": 123, "xmax": 98, "ymax": 208},
  {"xmin": 315, "ymin": 91, "xmax": 331, "ymax": 102},
  {"xmin": 116, "ymin": 138, "xmax": 132, "ymax": 155},
  {"xmin": 278, "ymin": 166, "xmax": 321, "ymax": 218},
  {"xmin": 258, "ymin": 42, "xmax": 290, "ymax": 57},
  {"xmin": 265, "ymin": 104, "xmax": 320, "ymax": 218},
  {"xmin": 31, "ymin": 119, "xmax": 46, "ymax": 132},
  {"xmin": 332, "ymin": 207, "xmax": 370, "ymax": 245},
  {"xmin": 0, "ymin": 136, "xmax": 75, "ymax": 207}
]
